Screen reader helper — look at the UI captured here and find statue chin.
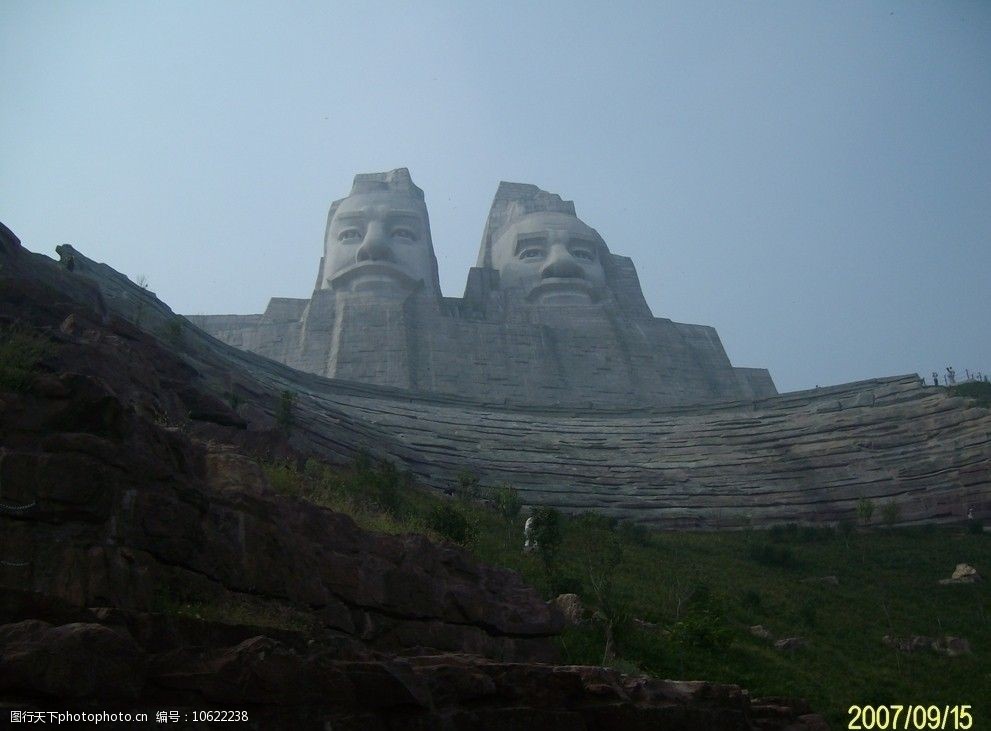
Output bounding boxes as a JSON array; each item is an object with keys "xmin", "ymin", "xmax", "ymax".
[
  {"xmin": 327, "ymin": 262, "xmax": 421, "ymax": 294},
  {"xmin": 525, "ymin": 278, "xmax": 601, "ymax": 305}
]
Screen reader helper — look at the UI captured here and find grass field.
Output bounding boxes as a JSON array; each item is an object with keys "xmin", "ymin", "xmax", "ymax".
[{"xmin": 261, "ymin": 457, "xmax": 989, "ymax": 728}]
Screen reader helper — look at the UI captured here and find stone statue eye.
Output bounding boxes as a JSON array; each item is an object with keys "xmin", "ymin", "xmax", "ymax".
[
  {"xmin": 570, "ymin": 248, "xmax": 594, "ymax": 261},
  {"xmin": 392, "ymin": 227, "xmax": 417, "ymax": 241},
  {"xmin": 338, "ymin": 229, "xmax": 362, "ymax": 242},
  {"xmin": 519, "ymin": 249, "xmax": 544, "ymax": 260}
]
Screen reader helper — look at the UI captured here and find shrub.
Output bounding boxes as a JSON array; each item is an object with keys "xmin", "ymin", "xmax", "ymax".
[
  {"xmin": 967, "ymin": 518, "xmax": 984, "ymax": 535},
  {"xmin": 857, "ymin": 497, "xmax": 875, "ymax": 526},
  {"xmin": 493, "ymin": 483, "xmax": 522, "ymax": 522},
  {"xmin": 748, "ymin": 542, "xmax": 796, "ymax": 568},
  {"xmin": 551, "ymin": 574, "xmax": 584, "ymax": 596},
  {"xmin": 530, "ymin": 506, "xmax": 563, "ymax": 570},
  {"xmin": 352, "ymin": 449, "xmax": 372, "ymax": 472},
  {"xmin": 166, "ymin": 317, "xmax": 184, "ymax": 346},
  {"xmin": 574, "ymin": 511, "xmax": 618, "ymax": 532},
  {"xmin": 372, "ymin": 460, "xmax": 402, "ymax": 516},
  {"xmin": 881, "ymin": 501, "xmax": 901, "ymax": 527},
  {"xmin": 426, "ymin": 504, "xmax": 477, "ymax": 546},
  {"xmin": 276, "ymin": 390, "xmax": 295, "ymax": 435},
  {"xmin": 949, "ymin": 381, "xmax": 991, "ymax": 407},
  {"xmin": 798, "ymin": 598, "xmax": 817, "ymax": 627},
  {"xmin": 0, "ymin": 326, "xmax": 54, "ymax": 391},
  {"xmin": 838, "ymin": 518, "xmax": 855, "ymax": 539},
  {"xmin": 740, "ymin": 588, "xmax": 763, "ymax": 613},
  {"xmin": 456, "ymin": 469, "xmax": 480, "ymax": 500},
  {"xmin": 263, "ymin": 461, "xmax": 301, "ymax": 496},
  {"xmin": 618, "ymin": 520, "xmax": 650, "ymax": 547},
  {"xmin": 671, "ymin": 610, "xmax": 733, "ymax": 650}
]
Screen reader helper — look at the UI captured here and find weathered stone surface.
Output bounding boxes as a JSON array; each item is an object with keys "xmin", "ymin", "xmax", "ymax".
[
  {"xmin": 0, "ymin": 620, "xmax": 144, "ymax": 699},
  {"xmin": 774, "ymin": 637, "xmax": 808, "ymax": 652},
  {"xmin": 932, "ymin": 636, "xmax": 971, "ymax": 656},
  {"xmin": 750, "ymin": 625, "xmax": 773, "ymax": 641},
  {"xmin": 883, "ymin": 634, "xmax": 971, "ymax": 657},
  {"xmin": 188, "ymin": 171, "xmax": 776, "ymax": 408},
  {"xmin": 938, "ymin": 563, "xmax": 981, "ymax": 584},
  {"xmin": 553, "ymin": 593, "xmax": 587, "ymax": 626}
]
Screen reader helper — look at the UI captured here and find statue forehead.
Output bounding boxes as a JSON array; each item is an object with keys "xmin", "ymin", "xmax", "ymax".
[
  {"xmin": 331, "ymin": 191, "xmax": 426, "ymax": 220},
  {"xmin": 500, "ymin": 211, "xmax": 595, "ymax": 236}
]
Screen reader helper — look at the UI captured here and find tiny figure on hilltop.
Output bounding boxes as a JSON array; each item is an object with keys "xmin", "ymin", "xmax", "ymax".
[
  {"xmin": 946, "ymin": 366, "xmax": 956, "ymax": 385},
  {"xmin": 932, "ymin": 372, "xmax": 939, "ymax": 387}
]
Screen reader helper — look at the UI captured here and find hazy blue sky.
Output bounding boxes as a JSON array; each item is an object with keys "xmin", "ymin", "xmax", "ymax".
[{"xmin": 3, "ymin": 1, "xmax": 989, "ymax": 392}]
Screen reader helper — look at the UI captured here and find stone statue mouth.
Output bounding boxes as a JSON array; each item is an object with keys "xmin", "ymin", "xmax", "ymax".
[
  {"xmin": 328, "ymin": 261, "xmax": 421, "ymax": 293},
  {"xmin": 526, "ymin": 278, "xmax": 600, "ymax": 304}
]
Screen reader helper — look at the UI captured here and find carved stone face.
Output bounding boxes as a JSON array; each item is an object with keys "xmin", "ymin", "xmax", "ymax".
[
  {"xmin": 490, "ymin": 211, "xmax": 607, "ymax": 304},
  {"xmin": 322, "ymin": 190, "xmax": 436, "ymax": 293}
]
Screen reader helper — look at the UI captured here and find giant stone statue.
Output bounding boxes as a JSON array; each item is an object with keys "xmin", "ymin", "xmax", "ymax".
[{"xmin": 188, "ymin": 169, "xmax": 776, "ymax": 406}]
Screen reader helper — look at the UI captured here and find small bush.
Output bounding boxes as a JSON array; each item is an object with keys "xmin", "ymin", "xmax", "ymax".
[
  {"xmin": 670, "ymin": 610, "xmax": 733, "ymax": 650},
  {"xmin": 769, "ymin": 523, "xmax": 799, "ymax": 543},
  {"xmin": 838, "ymin": 518, "xmax": 855, "ymax": 538},
  {"xmin": 881, "ymin": 501, "xmax": 901, "ymax": 527},
  {"xmin": 0, "ymin": 326, "xmax": 54, "ymax": 391},
  {"xmin": 530, "ymin": 506, "xmax": 563, "ymax": 569},
  {"xmin": 797, "ymin": 598, "xmax": 817, "ymax": 627},
  {"xmin": 371, "ymin": 460, "xmax": 402, "ymax": 515},
  {"xmin": 618, "ymin": 520, "xmax": 650, "ymax": 547},
  {"xmin": 949, "ymin": 381, "xmax": 991, "ymax": 408},
  {"xmin": 739, "ymin": 588, "xmax": 763, "ymax": 613},
  {"xmin": 456, "ymin": 469, "xmax": 480, "ymax": 500},
  {"xmin": 967, "ymin": 518, "xmax": 984, "ymax": 535},
  {"xmin": 426, "ymin": 503, "xmax": 477, "ymax": 546},
  {"xmin": 551, "ymin": 574, "xmax": 584, "ymax": 596},
  {"xmin": 166, "ymin": 317, "xmax": 184, "ymax": 346},
  {"xmin": 493, "ymin": 483, "xmax": 522, "ymax": 521},
  {"xmin": 352, "ymin": 449, "xmax": 372, "ymax": 472},
  {"xmin": 748, "ymin": 542, "xmax": 796, "ymax": 568},
  {"xmin": 276, "ymin": 390, "xmax": 296, "ymax": 435},
  {"xmin": 857, "ymin": 497, "xmax": 875, "ymax": 526},
  {"xmin": 263, "ymin": 461, "xmax": 301, "ymax": 496},
  {"xmin": 574, "ymin": 511, "xmax": 618, "ymax": 532}
]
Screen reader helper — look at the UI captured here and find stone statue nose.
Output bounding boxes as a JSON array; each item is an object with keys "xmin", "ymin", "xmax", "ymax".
[
  {"xmin": 356, "ymin": 225, "xmax": 394, "ymax": 263},
  {"xmin": 541, "ymin": 248, "xmax": 584, "ymax": 280}
]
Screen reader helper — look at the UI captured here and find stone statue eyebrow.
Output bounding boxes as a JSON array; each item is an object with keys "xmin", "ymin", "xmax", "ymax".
[
  {"xmin": 515, "ymin": 234, "xmax": 547, "ymax": 254},
  {"xmin": 333, "ymin": 209, "xmax": 421, "ymax": 224}
]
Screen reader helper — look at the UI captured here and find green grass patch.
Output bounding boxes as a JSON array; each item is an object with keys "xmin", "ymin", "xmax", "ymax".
[
  {"xmin": 949, "ymin": 381, "xmax": 991, "ymax": 408},
  {"xmin": 258, "ymin": 456, "xmax": 990, "ymax": 728},
  {"xmin": 0, "ymin": 324, "xmax": 55, "ymax": 391},
  {"xmin": 151, "ymin": 587, "xmax": 318, "ymax": 633}
]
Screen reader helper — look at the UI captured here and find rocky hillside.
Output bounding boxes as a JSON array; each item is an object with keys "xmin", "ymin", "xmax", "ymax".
[{"xmin": 0, "ymin": 229, "xmax": 828, "ymax": 727}]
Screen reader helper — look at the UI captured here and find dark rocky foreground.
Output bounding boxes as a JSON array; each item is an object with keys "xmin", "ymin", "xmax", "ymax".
[{"xmin": 0, "ymin": 231, "xmax": 830, "ymax": 727}]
